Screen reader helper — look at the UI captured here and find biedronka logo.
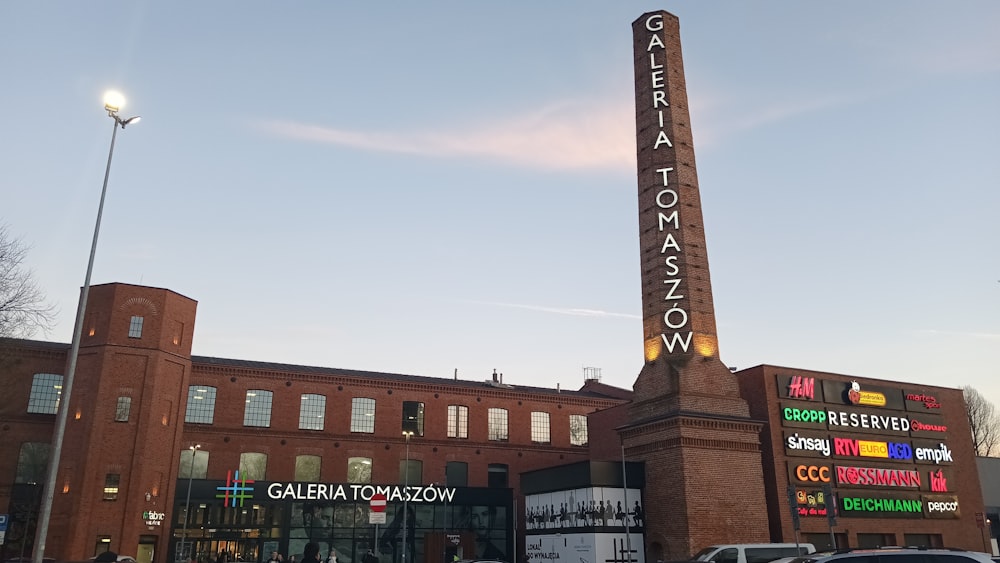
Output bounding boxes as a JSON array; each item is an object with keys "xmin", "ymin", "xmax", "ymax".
[
  {"xmin": 847, "ymin": 381, "xmax": 886, "ymax": 407},
  {"xmin": 217, "ymin": 469, "xmax": 255, "ymax": 507}
]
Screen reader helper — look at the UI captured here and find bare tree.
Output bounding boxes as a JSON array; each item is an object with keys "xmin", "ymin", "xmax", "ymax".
[
  {"xmin": 963, "ymin": 385, "xmax": 1000, "ymax": 457},
  {"xmin": 0, "ymin": 223, "xmax": 56, "ymax": 339}
]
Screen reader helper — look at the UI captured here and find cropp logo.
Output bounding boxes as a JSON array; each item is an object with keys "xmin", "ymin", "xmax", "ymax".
[{"xmin": 217, "ymin": 469, "xmax": 255, "ymax": 507}]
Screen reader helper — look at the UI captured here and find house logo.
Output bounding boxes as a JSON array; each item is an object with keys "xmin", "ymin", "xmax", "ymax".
[{"xmin": 216, "ymin": 469, "xmax": 255, "ymax": 507}]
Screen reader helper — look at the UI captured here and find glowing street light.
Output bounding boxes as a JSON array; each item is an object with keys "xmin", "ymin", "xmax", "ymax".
[{"xmin": 33, "ymin": 90, "xmax": 141, "ymax": 563}]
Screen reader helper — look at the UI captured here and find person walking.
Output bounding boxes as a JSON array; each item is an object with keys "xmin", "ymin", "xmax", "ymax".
[{"xmin": 327, "ymin": 550, "xmax": 339, "ymax": 563}]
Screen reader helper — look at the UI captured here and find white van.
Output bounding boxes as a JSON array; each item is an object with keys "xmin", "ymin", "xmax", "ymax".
[{"xmin": 693, "ymin": 544, "xmax": 816, "ymax": 563}]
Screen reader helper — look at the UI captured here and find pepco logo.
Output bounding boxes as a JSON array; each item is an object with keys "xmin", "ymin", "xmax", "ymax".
[{"xmin": 795, "ymin": 465, "xmax": 831, "ymax": 483}]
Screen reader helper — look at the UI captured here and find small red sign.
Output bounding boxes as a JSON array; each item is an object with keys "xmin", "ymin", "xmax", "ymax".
[{"xmin": 370, "ymin": 494, "xmax": 387, "ymax": 513}]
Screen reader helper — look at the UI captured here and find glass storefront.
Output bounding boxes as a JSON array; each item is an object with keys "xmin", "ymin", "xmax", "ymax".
[{"xmin": 173, "ymin": 481, "xmax": 512, "ymax": 563}]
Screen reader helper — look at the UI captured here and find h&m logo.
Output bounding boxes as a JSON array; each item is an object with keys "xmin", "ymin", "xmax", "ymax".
[{"xmin": 788, "ymin": 376, "xmax": 815, "ymax": 400}]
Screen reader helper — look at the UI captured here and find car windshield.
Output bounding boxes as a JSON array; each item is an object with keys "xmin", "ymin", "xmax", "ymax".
[{"xmin": 694, "ymin": 548, "xmax": 720, "ymax": 561}]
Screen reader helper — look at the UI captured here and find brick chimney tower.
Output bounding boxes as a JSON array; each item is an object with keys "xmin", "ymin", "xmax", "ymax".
[{"xmin": 623, "ymin": 11, "xmax": 770, "ymax": 559}]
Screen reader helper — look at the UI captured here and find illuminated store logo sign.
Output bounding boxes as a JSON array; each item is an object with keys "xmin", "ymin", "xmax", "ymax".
[
  {"xmin": 924, "ymin": 495, "xmax": 960, "ymax": 519},
  {"xmin": 792, "ymin": 488, "xmax": 831, "ymax": 517},
  {"xmin": 794, "ymin": 465, "xmax": 831, "ymax": 483},
  {"xmin": 786, "ymin": 433, "xmax": 830, "ymax": 456},
  {"xmin": 906, "ymin": 392, "xmax": 941, "ymax": 409},
  {"xmin": 910, "ymin": 420, "xmax": 947, "ymax": 433},
  {"xmin": 914, "ymin": 443, "xmax": 952, "ymax": 464},
  {"xmin": 827, "ymin": 410, "xmax": 909, "ymax": 432},
  {"xmin": 929, "ymin": 469, "xmax": 949, "ymax": 492},
  {"xmin": 267, "ymin": 483, "xmax": 456, "ymax": 503},
  {"xmin": 217, "ymin": 469, "xmax": 255, "ymax": 508},
  {"xmin": 841, "ymin": 496, "xmax": 922, "ymax": 515},
  {"xmin": 834, "ymin": 465, "xmax": 920, "ymax": 488},
  {"xmin": 833, "ymin": 438, "xmax": 912, "ymax": 460},
  {"xmin": 787, "ymin": 376, "xmax": 816, "ymax": 400},
  {"xmin": 847, "ymin": 381, "xmax": 886, "ymax": 407},
  {"xmin": 783, "ymin": 407, "xmax": 826, "ymax": 424},
  {"xmin": 142, "ymin": 510, "xmax": 166, "ymax": 526}
]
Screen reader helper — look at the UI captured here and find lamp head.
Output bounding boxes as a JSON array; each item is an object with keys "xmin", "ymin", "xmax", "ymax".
[{"xmin": 103, "ymin": 90, "xmax": 126, "ymax": 114}]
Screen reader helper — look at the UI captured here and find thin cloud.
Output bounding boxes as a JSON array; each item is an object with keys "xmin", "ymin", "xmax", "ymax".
[
  {"xmin": 470, "ymin": 299, "xmax": 640, "ymax": 320},
  {"xmin": 914, "ymin": 329, "xmax": 1000, "ymax": 341},
  {"xmin": 255, "ymin": 101, "xmax": 636, "ymax": 171}
]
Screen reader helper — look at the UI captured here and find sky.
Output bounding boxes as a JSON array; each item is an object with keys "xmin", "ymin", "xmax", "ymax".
[{"xmin": 2, "ymin": 2, "xmax": 999, "ymax": 408}]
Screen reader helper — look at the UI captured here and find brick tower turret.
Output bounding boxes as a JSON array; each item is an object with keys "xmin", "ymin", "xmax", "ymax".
[{"xmin": 624, "ymin": 11, "xmax": 770, "ymax": 559}]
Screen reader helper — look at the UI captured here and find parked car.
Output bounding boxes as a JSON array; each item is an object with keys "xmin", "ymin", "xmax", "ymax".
[{"xmin": 796, "ymin": 548, "xmax": 993, "ymax": 563}]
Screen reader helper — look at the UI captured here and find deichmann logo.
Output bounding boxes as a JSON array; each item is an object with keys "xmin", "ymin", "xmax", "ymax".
[
  {"xmin": 841, "ymin": 496, "xmax": 923, "ymax": 514},
  {"xmin": 846, "ymin": 381, "xmax": 887, "ymax": 407},
  {"xmin": 217, "ymin": 469, "xmax": 255, "ymax": 508}
]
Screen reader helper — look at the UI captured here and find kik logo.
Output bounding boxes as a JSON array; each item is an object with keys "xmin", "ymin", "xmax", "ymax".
[
  {"xmin": 930, "ymin": 469, "xmax": 948, "ymax": 492},
  {"xmin": 216, "ymin": 469, "xmax": 255, "ymax": 507}
]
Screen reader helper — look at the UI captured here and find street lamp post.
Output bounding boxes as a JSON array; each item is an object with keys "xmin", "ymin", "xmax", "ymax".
[
  {"xmin": 181, "ymin": 445, "xmax": 202, "ymax": 562},
  {"xmin": 401, "ymin": 431, "xmax": 414, "ymax": 563},
  {"xmin": 32, "ymin": 91, "xmax": 140, "ymax": 563}
]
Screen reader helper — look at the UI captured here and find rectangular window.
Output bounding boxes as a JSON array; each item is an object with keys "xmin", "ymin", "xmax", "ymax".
[
  {"xmin": 402, "ymin": 401, "xmax": 425, "ymax": 436},
  {"xmin": 488, "ymin": 408, "xmax": 508, "ymax": 441},
  {"xmin": 399, "ymin": 459, "xmax": 422, "ymax": 485},
  {"xmin": 243, "ymin": 390, "xmax": 273, "ymax": 427},
  {"xmin": 299, "ymin": 394, "xmax": 326, "ymax": 431},
  {"xmin": 103, "ymin": 473, "xmax": 120, "ymax": 500},
  {"xmin": 95, "ymin": 537, "xmax": 112, "ymax": 558},
  {"xmin": 348, "ymin": 457, "xmax": 372, "ymax": 484},
  {"xmin": 27, "ymin": 373, "xmax": 63, "ymax": 414},
  {"xmin": 447, "ymin": 405, "xmax": 469, "ymax": 439},
  {"xmin": 295, "ymin": 455, "xmax": 321, "ymax": 481},
  {"xmin": 530, "ymin": 411, "xmax": 550, "ymax": 444},
  {"xmin": 179, "ymin": 448, "xmax": 209, "ymax": 479},
  {"xmin": 128, "ymin": 316, "xmax": 144, "ymax": 338},
  {"xmin": 350, "ymin": 398, "xmax": 376, "ymax": 433},
  {"xmin": 487, "ymin": 464, "xmax": 508, "ymax": 488},
  {"xmin": 115, "ymin": 397, "xmax": 131, "ymax": 422},
  {"xmin": 16, "ymin": 442, "xmax": 51, "ymax": 484},
  {"xmin": 569, "ymin": 414, "xmax": 588, "ymax": 446},
  {"xmin": 185, "ymin": 386, "xmax": 217, "ymax": 424},
  {"xmin": 446, "ymin": 461, "xmax": 468, "ymax": 487},
  {"xmin": 239, "ymin": 452, "xmax": 268, "ymax": 480}
]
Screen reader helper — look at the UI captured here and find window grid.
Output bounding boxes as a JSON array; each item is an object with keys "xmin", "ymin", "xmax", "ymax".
[
  {"xmin": 113, "ymin": 397, "xmax": 131, "ymax": 422},
  {"xmin": 402, "ymin": 401, "xmax": 425, "ymax": 436},
  {"xmin": 243, "ymin": 390, "xmax": 273, "ymax": 427},
  {"xmin": 27, "ymin": 373, "xmax": 63, "ymax": 414},
  {"xmin": 530, "ymin": 411, "xmax": 551, "ymax": 444},
  {"xmin": 295, "ymin": 455, "xmax": 321, "ymax": 481},
  {"xmin": 103, "ymin": 473, "xmax": 120, "ymax": 500},
  {"xmin": 569, "ymin": 414, "xmax": 589, "ymax": 446},
  {"xmin": 348, "ymin": 457, "xmax": 372, "ymax": 484},
  {"xmin": 299, "ymin": 394, "xmax": 326, "ymax": 431},
  {"xmin": 128, "ymin": 316, "xmax": 144, "ymax": 338},
  {"xmin": 447, "ymin": 405, "xmax": 469, "ymax": 439},
  {"xmin": 488, "ymin": 408, "xmax": 508, "ymax": 441},
  {"xmin": 16, "ymin": 442, "xmax": 51, "ymax": 484},
  {"xmin": 185, "ymin": 386, "xmax": 217, "ymax": 424},
  {"xmin": 350, "ymin": 398, "xmax": 376, "ymax": 433},
  {"xmin": 239, "ymin": 452, "xmax": 268, "ymax": 480}
]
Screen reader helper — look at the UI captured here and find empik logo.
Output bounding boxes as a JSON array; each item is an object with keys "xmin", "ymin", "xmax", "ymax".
[{"xmin": 216, "ymin": 469, "xmax": 255, "ymax": 507}]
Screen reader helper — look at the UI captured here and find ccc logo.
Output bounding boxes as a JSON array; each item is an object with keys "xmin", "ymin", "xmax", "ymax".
[{"xmin": 795, "ymin": 465, "xmax": 831, "ymax": 483}]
